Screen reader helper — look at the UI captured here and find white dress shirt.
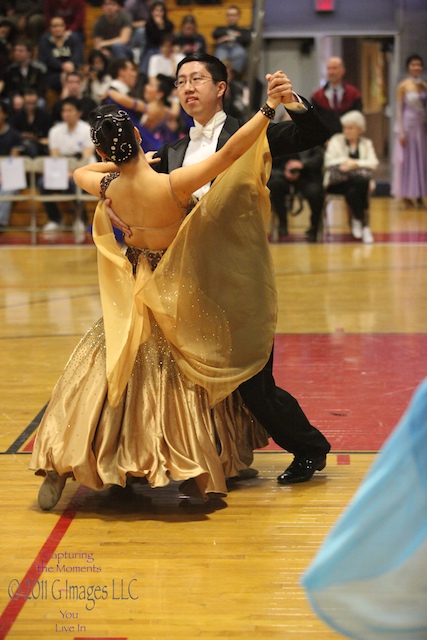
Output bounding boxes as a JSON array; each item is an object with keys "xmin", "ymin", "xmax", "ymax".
[
  {"xmin": 324, "ymin": 83, "xmax": 344, "ymax": 110},
  {"xmin": 182, "ymin": 110, "xmax": 227, "ymax": 200},
  {"xmin": 182, "ymin": 98, "xmax": 306, "ymax": 200}
]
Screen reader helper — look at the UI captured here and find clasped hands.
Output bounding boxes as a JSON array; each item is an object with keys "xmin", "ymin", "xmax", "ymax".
[
  {"xmin": 339, "ymin": 159, "xmax": 359, "ymax": 171},
  {"xmin": 266, "ymin": 70, "xmax": 298, "ymax": 108},
  {"xmin": 106, "ymin": 70, "xmax": 300, "ymax": 237}
]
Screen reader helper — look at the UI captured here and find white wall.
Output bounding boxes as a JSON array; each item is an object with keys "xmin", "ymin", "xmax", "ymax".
[{"xmin": 260, "ymin": 39, "xmax": 319, "ymax": 101}]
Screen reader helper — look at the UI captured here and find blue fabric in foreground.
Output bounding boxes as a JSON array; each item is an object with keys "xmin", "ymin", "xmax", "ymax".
[{"xmin": 302, "ymin": 378, "xmax": 427, "ymax": 640}]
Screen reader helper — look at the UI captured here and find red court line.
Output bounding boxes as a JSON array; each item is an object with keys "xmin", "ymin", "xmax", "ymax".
[
  {"xmin": 23, "ymin": 436, "xmax": 36, "ymax": 452},
  {"xmin": 0, "ymin": 485, "xmax": 88, "ymax": 640},
  {"xmin": 337, "ymin": 454, "xmax": 351, "ymax": 465}
]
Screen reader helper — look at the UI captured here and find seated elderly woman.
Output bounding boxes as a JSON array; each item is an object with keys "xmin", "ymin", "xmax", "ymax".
[{"xmin": 324, "ymin": 110, "xmax": 379, "ymax": 244}]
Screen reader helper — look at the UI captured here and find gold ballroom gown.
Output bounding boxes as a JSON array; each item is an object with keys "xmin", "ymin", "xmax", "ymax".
[{"xmin": 30, "ymin": 133, "xmax": 277, "ymax": 498}]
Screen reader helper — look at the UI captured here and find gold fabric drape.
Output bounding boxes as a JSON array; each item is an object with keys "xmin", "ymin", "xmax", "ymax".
[{"xmin": 94, "ymin": 133, "xmax": 277, "ymax": 408}]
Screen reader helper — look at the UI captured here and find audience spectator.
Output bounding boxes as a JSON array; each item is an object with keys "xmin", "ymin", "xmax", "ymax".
[
  {"xmin": 391, "ymin": 53, "xmax": 427, "ymax": 209},
  {"xmin": 124, "ymin": 0, "xmax": 151, "ymax": 60},
  {"xmin": 138, "ymin": 73, "xmax": 179, "ymax": 150},
  {"xmin": 9, "ymin": 87, "xmax": 51, "ymax": 156},
  {"xmin": 324, "ymin": 110, "xmax": 378, "ymax": 244},
  {"xmin": 311, "ymin": 56, "xmax": 363, "ymax": 134},
  {"xmin": 38, "ymin": 16, "xmax": 84, "ymax": 94},
  {"xmin": 105, "ymin": 56, "xmax": 139, "ymax": 98},
  {"xmin": 222, "ymin": 58, "xmax": 249, "ymax": 119},
  {"xmin": 92, "ymin": 0, "xmax": 133, "ymax": 62},
  {"xmin": 124, "ymin": 0, "xmax": 150, "ymax": 25},
  {"xmin": 104, "ymin": 57, "xmax": 145, "ymax": 131},
  {"xmin": 173, "ymin": 15, "xmax": 206, "ymax": 56},
  {"xmin": 140, "ymin": 1, "xmax": 174, "ymax": 76},
  {"xmin": 0, "ymin": 100, "xmax": 23, "ymax": 228},
  {"xmin": 0, "ymin": 0, "xmax": 44, "ymax": 46},
  {"xmin": 269, "ymin": 145, "xmax": 325, "ymax": 242},
  {"xmin": 40, "ymin": 96, "xmax": 93, "ymax": 233},
  {"xmin": 51, "ymin": 71, "xmax": 97, "ymax": 123},
  {"xmin": 104, "ymin": 59, "xmax": 180, "ymax": 149},
  {"xmin": 212, "ymin": 5, "xmax": 251, "ymax": 77},
  {"xmin": 0, "ymin": 18, "xmax": 17, "ymax": 93},
  {"xmin": 2, "ymin": 39, "xmax": 47, "ymax": 102},
  {"xmin": 82, "ymin": 49, "xmax": 112, "ymax": 104},
  {"xmin": 44, "ymin": 0, "xmax": 87, "ymax": 45},
  {"xmin": 8, "ymin": 92, "xmax": 25, "ymax": 116},
  {"xmin": 147, "ymin": 34, "xmax": 184, "ymax": 80}
]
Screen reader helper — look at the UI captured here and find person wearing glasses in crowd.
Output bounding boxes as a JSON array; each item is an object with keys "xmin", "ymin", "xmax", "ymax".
[
  {"xmin": 31, "ymin": 70, "xmax": 292, "ymax": 508},
  {"xmin": 107, "ymin": 53, "xmax": 332, "ymax": 486}
]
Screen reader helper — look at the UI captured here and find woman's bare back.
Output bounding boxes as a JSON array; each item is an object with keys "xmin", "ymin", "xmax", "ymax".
[{"xmin": 103, "ymin": 168, "xmax": 186, "ymax": 250}]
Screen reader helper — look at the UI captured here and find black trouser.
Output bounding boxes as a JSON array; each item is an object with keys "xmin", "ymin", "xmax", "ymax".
[
  {"xmin": 38, "ymin": 176, "xmax": 86, "ymax": 224},
  {"xmin": 238, "ymin": 347, "xmax": 331, "ymax": 458},
  {"xmin": 299, "ymin": 178, "xmax": 324, "ymax": 233},
  {"xmin": 327, "ymin": 175, "xmax": 370, "ymax": 225},
  {"xmin": 268, "ymin": 170, "xmax": 292, "ymax": 233},
  {"xmin": 268, "ymin": 171, "xmax": 324, "ymax": 234}
]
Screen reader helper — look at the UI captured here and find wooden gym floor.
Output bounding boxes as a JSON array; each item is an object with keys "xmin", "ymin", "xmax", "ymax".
[{"xmin": 0, "ymin": 196, "xmax": 426, "ymax": 639}]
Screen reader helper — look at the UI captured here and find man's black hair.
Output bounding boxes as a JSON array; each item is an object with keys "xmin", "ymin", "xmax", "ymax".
[{"xmin": 176, "ymin": 53, "xmax": 228, "ymax": 85}]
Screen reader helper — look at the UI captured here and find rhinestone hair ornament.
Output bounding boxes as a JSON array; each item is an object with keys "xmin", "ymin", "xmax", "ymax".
[{"xmin": 90, "ymin": 108, "xmax": 133, "ymax": 162}]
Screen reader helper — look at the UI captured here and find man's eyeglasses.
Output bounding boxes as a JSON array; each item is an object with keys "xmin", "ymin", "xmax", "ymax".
[{"xmin": 174, "ymin": 75, "xmax": 212, "ymax": 89}]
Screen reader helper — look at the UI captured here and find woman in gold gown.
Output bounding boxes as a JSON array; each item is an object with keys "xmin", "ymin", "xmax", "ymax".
[{"xmin": 30, "ymin": 77, "xmax": 283, "ymax": 509}]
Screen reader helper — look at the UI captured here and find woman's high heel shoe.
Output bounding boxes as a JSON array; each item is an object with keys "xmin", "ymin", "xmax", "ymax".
[{"xmin": 38, "ymin": 471, "xmax": 67, "ymax": 510}]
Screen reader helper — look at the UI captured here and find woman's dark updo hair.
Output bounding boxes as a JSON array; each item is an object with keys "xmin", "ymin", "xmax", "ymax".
[{"xmin": 89, "ymin": 104, "xmax": 140, "ymax": 164}]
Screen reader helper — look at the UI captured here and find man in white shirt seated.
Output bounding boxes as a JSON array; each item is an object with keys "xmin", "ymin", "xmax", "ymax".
[
  {"xmin": 40, "ymin": 97, "xmax": 94, "ymax": 235},
  {"xmin": 147, "ymin": 34, "xmax": 185, "ymax": 81}
]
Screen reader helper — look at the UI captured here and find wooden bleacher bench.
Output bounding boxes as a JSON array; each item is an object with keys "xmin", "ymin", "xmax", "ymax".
[
  {"xmin": 7, "ymin": 2, "xmax": 254, "ymax": 237},
  {"xmin": 165, "ymin": 1, "xmax": 253, "ymax": 53},
  {"xmin": 4, "ymin": 156, "xmax": 97, "ymax": 242},
  {"xmin": 84, "ymin": 1, "xmax": 253, "ymax": 58}
]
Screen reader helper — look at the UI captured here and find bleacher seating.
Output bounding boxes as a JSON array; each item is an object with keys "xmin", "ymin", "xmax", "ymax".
[
  {"xmin": 4, "ymin": 1, "xmax": 254, "ymax": 239},
  {"xmin": 165, "ymin": 1, "xmax": 253, "ymax": 53},
  {"xmin": 4, "ymin": 157, "xmax": 97, "ymax": 242},
  {"xmin": 84, "ymin": 1, "xmax": 253, "ymax": 57}
]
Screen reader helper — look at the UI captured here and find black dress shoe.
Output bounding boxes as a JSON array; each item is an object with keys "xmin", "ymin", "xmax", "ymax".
[{"xmin": 277, "ymin": 455, "xmax": 327, "ymax": 484}]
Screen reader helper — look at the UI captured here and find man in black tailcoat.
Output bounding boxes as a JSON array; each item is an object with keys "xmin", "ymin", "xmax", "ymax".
[{"xmin": 108, "ymin": 53, "xmax": 332, "ymax": 484}]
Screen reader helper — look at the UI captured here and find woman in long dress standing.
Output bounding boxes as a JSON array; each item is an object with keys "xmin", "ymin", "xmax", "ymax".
[
  {"xmin": 391, "ymin": 54, "xmax": 427, "ymax": 208},
  {"xmin": 30, "ymin": 73, "xmax": 285, "ymax": 510}
]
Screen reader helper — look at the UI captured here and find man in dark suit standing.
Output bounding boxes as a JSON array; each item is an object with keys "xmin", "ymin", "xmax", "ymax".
[
  {"xmin": 108, "ymin": 53, "xmax": 331, "ymax": 484},
  {"xmin": 311, "ymin": 56, "xmax": 363, "ymax": 134}
]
